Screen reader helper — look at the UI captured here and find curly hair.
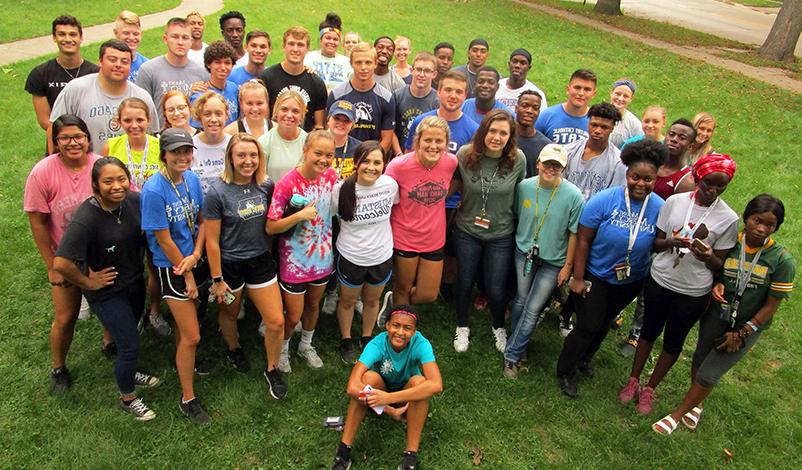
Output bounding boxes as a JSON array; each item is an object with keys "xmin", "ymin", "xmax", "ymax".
[
  {"xmin": 464, "ymin": 109, "xmax": 518, "ymax": 175},
  {"xmin": 203, "ymin": 40, "xmax": 237, "ymax": 71},
  {"xmin": 620, "ymin": 137, "xmax": 667, "ymax": 169},
  {"xmin": 588, "ymin": 102, "xmax": 622, "ymax": 123},
  {"xmin": 219, "ymin": 11, "xmax": 245, "ymax": 29}
]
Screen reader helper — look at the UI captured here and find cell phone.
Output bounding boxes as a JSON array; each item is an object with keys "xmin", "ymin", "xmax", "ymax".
[
  {"xmin": 323, "ymin": 416, "xmax": 344, "ymax": 429},
  {"xmin": 692, "ymin": 238, "xmax": 710, "ymax": 251},
  {"xmin": 584, "ymin": 280, "xmax": 592, "ymax": 294},
  {"xmin": 207, "ymin": 290, "xmax": 236, "ymax": 305}
]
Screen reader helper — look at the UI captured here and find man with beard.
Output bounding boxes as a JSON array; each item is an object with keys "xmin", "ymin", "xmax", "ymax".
[
  {"xmin": 460, "ymin": 66, "xmax": 514, "ymax": 125},
  {"xmin": 431, "ymin": 42, "xmax": 454, "ymax": 91},
  {"xmin": 452, "ymin": 38, "xmax": 488, "ymax": 98},
  {"xmin": 515, "ymin": 90, "xmax": 552, "ymax": 178},
  {"xmin": 229, "ymin": 30, "xmax": 271, "ymax": 86},
  {"xmin": 219, "ymin": 11, "xmax": 248, "ymax": 66},
  {"xmin": 536, "ymin": 69, "xmax": 597, "ymax": 145},
  {"xmin": 186, "ymin": 11, "xmax": 208, "ymax": 65},
  {"xmin": 496, "ymin": 48, "xmax": 548, "ymax": 110},
  {"xmin": 373, "ymin": 36, "xmax": 405, "ymax": 93}
]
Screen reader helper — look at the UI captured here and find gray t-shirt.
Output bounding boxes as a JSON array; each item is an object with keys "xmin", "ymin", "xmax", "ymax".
[
  {"xmin": 563, "ymin": 138, "xmax": 626, "ymax": 202},
  {"xmin": 203, "ymin": 178, "xmax": 274, "ymax": 262},
  {"xmin": 610, "ymin": 109, "xmax": 643, "ymax": 148},
  {"xmin": 49, "ymin": 73, "xmax": 159, "ymax": 154},
  {"xmin": 135, "ymin": 55, "xmax": 209, "ymax": 117},
  {"xmin": 374, "ymin": 70, "xmax": 405, "ymax": 93},
  {"xmin": 650, "ymin": 192, "xmax": 739, "ymax": 297},
  {"xmin": 393, "ymin": 86, "xmax": 439, "ymax": 147}
]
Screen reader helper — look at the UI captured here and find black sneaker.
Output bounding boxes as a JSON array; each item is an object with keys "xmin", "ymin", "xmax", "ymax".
[
  {"xmin": 398, "ymin": 451, "xmax": 418, "ymax": 470},
  {"xmin": 264, "ymin": 369, "xmax": 287, "ymax": 400},
  {"xmin": 100, "ymin": 342, "xmax": 117, "ymax": 360},
  {"xmin": 179, "ymin": 397, "xmax": 211, "ymax": 425},
  {"xmin": 559, "ymin": 375, "xmax": 578, "ymax": 399},
  {"xmin": 359, "ymin": 335, "xmax": 372, "ymax": 350},
  {"xmin": 119, "ymin": 397, "xmax": 156, "ymax": 421},
  {"xmin": 339, "ymin": 339, "xmax": 356, "ymax": 365},
  {"xmin": 227, "ymin": 347, "xmax": 250, "ymax": 374},
  {"xmin": 194, "ymin": 358, "xmax": 212, "ymax": 375},
  {"xmin": 51, "ymin": 367, "xmax": 72, "ymax": 393},
  {"xmin": 331, "ymin": 455, "xmax": 351, "ymax": 470},
  {"xmin": 376, "ymin": 291, "xmax": 393, "ymax": 328},
  {"xmin": 578, "ymin": 360, "xmax": 596, "ymax": 378}
]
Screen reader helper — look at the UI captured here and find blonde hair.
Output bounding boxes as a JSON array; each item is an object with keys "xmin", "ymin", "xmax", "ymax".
[
  {"xmin": 222, "ymin": 133, "xmax": 267, "ymax": 185},
  {"xmin": 689, "ymin": 112, "xmax": 717, "ymax": 163},
  {"xmin": 394, "ymin": 36, "xmax": 410, "ymax": 48},
  {"xmin": 116, "ymin": 97, "xmax": 151, "ymax": 121},
  {"xmin": 349, "ymin": 42, "xmax": 376, "ymax": 63},
  {"xmin": 115, "ymin": 10, "xmax": 141, "ymax": 29},
  {"xmin": 303, "ymin": 129, "xmax": 335, "ymax": 153},
  {"xmin": 283, "ymin": 26, "xmax": 310, "ymax": 47},
  {"xmin": 192, "ymin": 92, "xmax": 229, "ymax": 121},
  {"xmin": 238, "ymin": 79, "xmax": 269, "ymax": 103},
  {"xmin": 186, "ymin": 11, "xmax": 204, "ymax": 24},
  {"xmin": 413, "ymin": 116, "xmax": 450, "ymax": 150},
  {"xmin": 272, "ymin": 90, "xmax": 307, "ymax": 121}
]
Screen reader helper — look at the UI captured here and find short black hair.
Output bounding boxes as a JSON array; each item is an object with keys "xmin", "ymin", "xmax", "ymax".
[
  {"xmin": 588, "ymin": 102, "xmax": 622, "ymax": 123},
  {"xmin": 388, "ymin": 304, "xmax": 418, "ymax": 327},
  {"xmin": 476, "ymin": 65, "xmax": 500, "ymax": 82},
  {"xmin": 518, "ymin": 89, "xmax": 543, "ymax": 101},
  {"xmin": 434, "ymin": 42, "xmax": 454, "ymax": 54},
  {"xmin": 744, "ymin": 194, "xmax": 785, "ymax": 231},
  {"xmin": 620, "ymin": 138, "xmax": 667, "ymax": 169},
  {"xmin": 99, "ymin": 39, "xmax": 132, "ymax": 61},
  {"xmin": 670, "ymin": 118, "xmax": 697, "ymax": 140},
  {"xmin": 204, "ymin": 40, "xmax": 238, "ymax": 71},
  {"xmin": 52, "ymin": 15, "xmax": 82, "ymax": 36},
  {"xmin": 373, "ymin": 35, "xmax": 394, "ymax": 49},
  {"xmin": 219, "ymin": 10, "xmax": 245, "ymax": 29},
  {"xmin": 52, "ymin": 114, "xmax": 92, "ymax": 150}
]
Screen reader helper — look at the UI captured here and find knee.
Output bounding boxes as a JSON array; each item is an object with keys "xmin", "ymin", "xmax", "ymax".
[
  {"xmin": 338, "ymin": 297, "xmax": 356, "ymax": 310},
  {"xmin": 407, "ymin": 375, "xmax": 426, "ymax": 387},
  {"xmin": 362, "ymin": 298, "xmax": 380, "ymax": 311},
  {"xmin": 265, "ymin": 315, "xmax": 284, "ymax": 333},
  {"xmin": 52, "ymin": 315, "xmax": 77, "ymax": 332},
  {"xmin": 180, "ymin": 332, "xmax": 201, "ymax": 347},
  {"xmin": 363, "ymin": 370, "xmax": 384, "ymax": 388},
  {"xmin": 417, "ymin": 291, "xmax": 438, "ymax": 304},
  {"xmin": 695, "ymin": 368, "xmax": 720, "ymax": 389}
]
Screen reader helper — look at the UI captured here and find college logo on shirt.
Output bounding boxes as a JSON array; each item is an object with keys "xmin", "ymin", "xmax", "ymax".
[
  {"xmin": 237, "ymin": 196, "xmax": 266, "ymax": 220},
  {"xmin": 354, "ymin": 102, "xmax": 373, "ymax": 122},
  {"xmin": 408, "ymin": 180, "xmax": 447, "ymax": 206},
  {"xmin": 380, "ymin": 358, "xmax": 394, "ymax": 375}
]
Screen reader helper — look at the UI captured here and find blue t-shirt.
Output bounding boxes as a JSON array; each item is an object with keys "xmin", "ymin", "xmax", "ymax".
[
  {"xmin": 190, "ymin": 80, "xmax": 239, "ymax": 127},
  {"xmin": 405, "ymin": 110, "xmax": 479, "ymax": 209},
  {"xmin": 580, "ymin": 186, "xmax": 665, "ymax": 284},
  {"xmin": 358, "ymin": 331, "xmax": 436, "ymax": 390},
  {"xmin": 128, "ymin": 52, "xmax": 148, "ymax": 83},
  {"xmin": 141, "ymin": 171, "xmax": 204, "ymax": 268},
  {"xmin": 229, "ymin": 66, "xmax": 257, "ymax": 87},
  {"xmin": 534, "ymin": 103, "xmax": 589, "ymax": 145},
  {"xmin": 460, "ymin": 98, "xmax": 516, "ymax": 125}
]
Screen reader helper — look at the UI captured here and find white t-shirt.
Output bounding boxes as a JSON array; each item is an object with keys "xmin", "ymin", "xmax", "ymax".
[
  {"xmin": 191, "ymin": 133, "xmax": 232, "ymax": 193},
  {"xmin": 610, "ymin": 109, "xmax": 643, "ymax": 148},
  {"xmin": 187, "ymin": 43, "xmax": 208, "ymax": 65},
  {"xmin": 236, "ymin": 53, "xmax": 249, "ymax": 68},
  {"xmin": 258, "ymin": 126, "xmax": 308, "ymax": 183},
  {"xmin": 650, "ymin": 192, "xmax": 739, "ymax": 297},
  {"xmin": 496, "ymin": 78, "xmax": 548, "ymax": 110},
  {"xmin": 332, "ymin": 175, "xmax": 399, "ymax": 266},
  {"xmin": 303, "ymin": 50, "xmax": 352, "ymax": 91}
]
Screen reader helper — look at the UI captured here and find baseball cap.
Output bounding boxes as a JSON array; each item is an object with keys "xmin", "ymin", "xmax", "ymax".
[
  {"xmin": 160, "ymin": 128, "xmax": 196, "ymax": 151},
  {"xmin": 538, "ymin": 144, "xmax": 568, "ymax": 167},
  {"xmin": 328, "ymin": 100, "xmax": 356, "ymax": 122}
]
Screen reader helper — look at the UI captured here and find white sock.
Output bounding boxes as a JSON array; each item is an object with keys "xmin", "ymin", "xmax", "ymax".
[
  {"xmin": 299, "ymin": 329, "xmax": 315, "ymax": 350},
  {"xmin": 282, "ymin": 339, "xmax": 290, "ymax": 353}
]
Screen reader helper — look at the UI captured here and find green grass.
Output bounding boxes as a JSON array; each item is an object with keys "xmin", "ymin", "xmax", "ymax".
[
  {"xmin": 2, "ymin": 0, "xmax": 802, "ymax": 468},
  {"xmin": 0, "ymin": 0, "xmax": 181, "ymax": 44},
  {"xmin": 732, "ymin": 0, "xmax": 783, "ymax": 7}
]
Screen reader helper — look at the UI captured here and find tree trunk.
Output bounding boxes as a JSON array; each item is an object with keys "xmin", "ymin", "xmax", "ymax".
[
  {"xmin": 758, "ymin": 0, "xmax": 802, "ymax": 62},
  {"xmin": 594, "ymin": 0, "xmax": 622, "ymax": 15}
]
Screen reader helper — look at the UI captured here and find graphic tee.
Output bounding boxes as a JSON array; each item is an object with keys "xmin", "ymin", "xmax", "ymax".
[
  {"xmin": 563, "ymin": 138, "xmax": 626, "ymax": 202},
  {"xmin": 25, "ymin": 58, "xmax": 100, "ymax": 108},
  {"xmin": 303, "ymin": 51, "xmax": 352, "ymax": 91},
  {"xmin": 327, "ymin": 82, "xmax": 395, "ymax": 143},
  {"xmin": 203, "ymin": 179, "xmax": 274, "ymax": 261},
  {"xmin": 496, "ymin": 78, "xmax": 548, "ymax": 110},
  {"xmin": 535, "ymin": 103, "xmax": 589, "ymax": 144},
  {"xmin": 260, "ymin": 64, "xmax": 328, "ymax": 132},
  {"xmin": 393, "ymin": 86, "xmax": 439, "ymax": 148},
  {"xmin": 105, "ymin": 134, "xmax": 162, "ymax": 188},
  {"xmin": 359, "ymin": 331, "xmax": 436, "ymax": 390},
  {"xmin": 191, "ymin": 134, "xmax": 232, "ymax": 193},
  {"xmin": 135, "ymin": 55, "xmax": 209, "ymax": 117}
]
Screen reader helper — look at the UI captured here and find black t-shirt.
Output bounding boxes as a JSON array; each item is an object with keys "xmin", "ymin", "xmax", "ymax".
[
  {"xmin": 518, "ymin": 130, "xmax": 554, "ymax": 178},
  {"xmin": 55, "ymin": 193, "xmax": 146, "ymax": 303},
  {"xmin": 259, "ymin": 64, "xmax": 327, "ymax": 132},
  {"xmin": 25, "ymin": 58, "xmax": 100, "ymax": 108}
]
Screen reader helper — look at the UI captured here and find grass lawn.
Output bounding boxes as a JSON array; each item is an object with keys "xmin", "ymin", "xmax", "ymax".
[
  {"xmin": 732, "ymin": 0, "xmax": 783, "ymax": 7},
  {"xmin": 0, "ymin": 0, "xmax": 181, "ymax": 44},
  {"xmin": 1, "ymin": 0, "xmax": 801, "ymax": 468}
]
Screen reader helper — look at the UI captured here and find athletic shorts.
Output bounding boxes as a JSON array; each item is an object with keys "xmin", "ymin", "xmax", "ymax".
[
  {"xmin": 393, "ymin": 247, "xmax": 445, "ymax": 262},
  {"xmin": 280, "ymin": 274, "xmax": 331, "ymax": 295},
  {"xmin": 221, "ymin": 252, "xmax": 278, "ymax": 292},
  {"xmin": 158, "ymin": 261, "xmax": 210, "ymax": 301},
  {"xmin": 336, "ymin": 255, "xmax": 393, "ymax": 288}
]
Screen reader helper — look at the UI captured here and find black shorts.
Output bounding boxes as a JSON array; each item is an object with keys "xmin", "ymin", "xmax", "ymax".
[
  {"xmin": 279, "ymin": 274, "xmax": 331, "ymax": 295},
  {"xmin": 336, "ymin": 255, "xmax": 393, "ymax": 288},
  {"xmin": 157, "ymin": 261, "xmax": 210, "ymax": 301},
  {"xmin": 221, "ymin": 252, "xmax": 278, "ymax": 292},
  {"xmin": 394, "ymin": 247, "xmax": 445, "ymax": 262}
]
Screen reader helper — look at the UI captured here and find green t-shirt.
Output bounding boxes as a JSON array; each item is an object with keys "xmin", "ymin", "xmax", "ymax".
[
  {"xmin": 454, "ymin": 145, "xmax": 526, "ymax": 240},
  {"xmin": 514, "ymin": 177, "xmax": 584, "ymax": 267},
  {"xmin": 713, "ymin": 235, "xmax": 795, "ymax": 329}
]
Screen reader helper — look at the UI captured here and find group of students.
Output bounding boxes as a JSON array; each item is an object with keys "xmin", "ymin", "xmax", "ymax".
[{"xmin": 22, "ymin": 9, "xmax": 795, "ymax": 470}]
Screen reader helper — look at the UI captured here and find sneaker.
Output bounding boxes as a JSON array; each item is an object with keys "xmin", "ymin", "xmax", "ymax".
[
  {"xmin": 100, "ymin": 342, "xmax": 117, "ymax": 360},
  {"xmin": 137, "ymin": 315, "xmax": 145, "ymax": 335},
  {"xmin": 559, "ymin": 375, "xmax": 578, "ymax": 398},
  {"xmin": 453, "ymin": 327, "xmax": 470, "ymax": 353},
  {"xmin": 618, "ymin": 377, "xmax": 640, "ymax": 404},
  {"xmin": 134, "ymin": 371, "xmax": 161, "ymax": 388},
  {"xmin": 578, "ymin": 360, "xmax": 596, "ymax": 378},
  {"xmin": 354, "ymin": 298, "xmax": 363, "ymax": 315},
  {"xmin": 278, "ymin": 349, "xmax": 292, "ymax": 373},
  {"xmin": 559, "ymin": 316, "xmax": 574, "ymax": 338},
  {"xmin": 120, "ymin": 397, "xmax": 156, "ymax": 421},
  {"xmin": 619, "ymin": 336, "xmax": 638, "ymax": 358},
  {"xmin": 611, "ymin": 312, "xmax": 624, "ymax": 330},
  {"xmin": 258, "ymin": 320, "xmax": 266, "ymax": 337},
  {"xmin": 322, "ymin": 290, "xmax": 339, "ymax": 315},
  {"xmin": 636, "ymin": 386, "xmax": 656, "ymax": 415},
  {"xmin": 473, "ymin": 294, "xmax": 488, "ymax": 311},
  {"xmin": 264, "ymin": 369, "xmax": 287, "ymax": 400},
  {"xmin": 149, "ymin": 311, "xmax": 172, "ymax": 337},
  {"xmin": 503, "ymin": 361, "xmax": 518, "ymax": 379},
  {"xmin": 298, "ymin": 346, "xmax": 324, "ymax": 369},
  {"xmin": 293, "ymin": 322, "xmax": 302, "ymax": 334},
  {"xmin": 194, "ymin": 358, "xmax": 211, "ymax": 376},
  {"xmin": 227, "ymin": 347, "xmax": 250, "ymax": 374},
  {"xmin": 359, "ymin": 336, "xmax": 372, "ymax": 350},
  {"xmin": 50, "ymin": 367, "xmax": 72, "ymax": 393},
  {"xmin": 78, "ymin": 296, "xmax": 91, "ymax": 320},
  {"xmin": 237, "ymin": 302, "xmax": 246, "ymax": 320},
  {"xmin": 376, "ymin": 291, "xmax": 393, "ymax": 328},
  {"xmin": 492, "ymin": 327, "xmax": 507, "ymax": 353},
  {"xmin": 179, "ymin": 397, "xmax": 211, "ymax": 425},
  {"xmin": 331, "ymin": 455, "xmax": 351, "ymax": 470},
  {"xmin": 398, "ymin": 451, "xmax": 418, "ymax": 470},
  {"xmin": 339, "ymin": 339, "xmax": 356, "ymax": 365}
]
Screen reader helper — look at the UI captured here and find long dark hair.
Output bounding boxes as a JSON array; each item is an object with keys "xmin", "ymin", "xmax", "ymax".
[
  {"xmin": 465, "ymin": 109, "xmax": 517, "ymax": 175},
  {"xmin": 52, "ymin": 114, "xmax": 92, "ymax": 151},
  {"xmin": 91, "ymin": 157, "xmax": 131, "ymax": 194},
  {"xmin": 744, "ymin": 194, "xmax": 785, "ymax": 231},
  {"xmin": 338, "ymin": 140, "xmax": 383, "ymax": 222}
]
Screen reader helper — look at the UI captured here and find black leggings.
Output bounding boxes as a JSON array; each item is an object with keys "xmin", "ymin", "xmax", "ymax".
[{"xmin": 639, "ymin": 274, "xmax": 710, "ymax": 355}]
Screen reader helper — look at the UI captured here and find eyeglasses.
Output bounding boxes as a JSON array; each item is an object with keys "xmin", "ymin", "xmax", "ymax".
[
  {"xmin": 412, "ymin": 67, "xmax": 435, "ymax": 75},
  {"xmin": 166, "ymin": 104, "xmax": 189, "ymax": 114},
  {"xmin": 540, "ymin": 160, "xmax": 564, "ymax": 171},
  {"xmin": 56, "ymin": 133, "xmax": 87, "ymax": 144}
]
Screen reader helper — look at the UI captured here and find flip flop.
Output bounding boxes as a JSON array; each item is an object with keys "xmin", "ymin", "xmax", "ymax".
[
  {"xmin": 652, "ymin": 415, "xmax": 679, "ymax": 435},
  {"xmin": 682, "ymin": 406, "xmax": 704, "ymax": 430}
]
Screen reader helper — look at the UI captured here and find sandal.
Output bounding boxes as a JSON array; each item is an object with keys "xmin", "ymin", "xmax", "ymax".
[
  {"xmin": 681, "ymin": 406, "xmax": 703, "ymax": 430},
  {"xmin": 652, "ymin": 415, "xmax": 679, "ymax": 435}
]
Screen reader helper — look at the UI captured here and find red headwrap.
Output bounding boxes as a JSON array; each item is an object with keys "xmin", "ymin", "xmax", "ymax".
[{"xmin": 692, "ymin": 153, "xmax": 737, "ymax": 182}]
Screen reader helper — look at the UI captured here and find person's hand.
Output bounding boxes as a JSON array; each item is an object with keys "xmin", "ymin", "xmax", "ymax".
[
  {"xmin": 47, "ymin": 269, "xmax": 66, "ymax": 287},
  {"xmin": 297, "ymin": 200, "xmax": 318, "ymax": 222},
  {"xmin": 716, "ymin": 331, "xmax": 743, "ymax": 353},
  {"xmin": 711, "ymin": 282, "xmax": 726, "ymax": 303},
  {"xmin": 210, "ymin": 280, "xmax": 232, "ymax": 304},
  {"xmin": 86, "ymin": 266, "xmax": 117, "ymax": 290},
  {"xmin": 569, "ymin": 277, "xmax": 587, "ymax": 297},
  {"xmin": 557, "ymin": 265, "xmax": 572, "ymax": 287},
  {"xmin": 689, "ymin": 239, "xmax": 712, "ymax": 262},
  {"xmin": 384, "ymin": 402, "xmax": 409, "ymax": 422},
  {"xmin": 190, "ymin": 81, "xmax": 209, "ymax": 94},
  {"xmin": 183, "ymin": 272, "xmax": 198, "ymax": 299},
  {"xmin": 668, "ymin": 236, "xmax": 691, "ymax": 249},
  {"xmin": 365, "ymin": 388, "xmax": 393, "ymax": 407},
  {"xmin": 304, "ymin": 66, "xmax": 318, "ymax": 76},
  {"xmin": 173, "ymin": 254, "xmax": 198, "ymax": 275}
]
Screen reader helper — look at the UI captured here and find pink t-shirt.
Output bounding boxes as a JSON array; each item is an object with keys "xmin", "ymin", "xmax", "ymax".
[
  {"xmin": 385, "ymin": 151, "xmax": 457, "ymax": 252},
  {"xmin": 268, "ymin": 167, "xmax": 337, "ymax": 284},
  {"xmin": 23, "ymin": 153, "xmax": 101, "ymax": 252}
]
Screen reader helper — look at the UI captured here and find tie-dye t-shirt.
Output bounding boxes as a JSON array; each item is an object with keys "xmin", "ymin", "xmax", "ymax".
[{"xmin": 268, "ymin": 167, "xmax": 337, "ymax": 283}]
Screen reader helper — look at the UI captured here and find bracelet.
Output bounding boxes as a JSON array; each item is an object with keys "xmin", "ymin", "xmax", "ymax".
[{"xmin": 746, "ymin": 320, "xmax": 758, "ymax": 332}]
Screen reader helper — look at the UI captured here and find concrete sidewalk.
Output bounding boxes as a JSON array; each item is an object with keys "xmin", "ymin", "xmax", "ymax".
[{"xmin": 0, "ymin": 0, "xmax": 223, "ymax": 66}]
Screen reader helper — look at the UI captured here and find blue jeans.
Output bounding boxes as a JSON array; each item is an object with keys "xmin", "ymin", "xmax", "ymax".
[
  {"xmin": 90, "ymin": 282, "xmax": 145, "ymax": 395},
  {"xmin": 505, "ymin": 248, "xmax": 561, "ymax": 363},
  {"xmin": 453, "ymin": 228, "xmax": 514, "ymax": 329}
]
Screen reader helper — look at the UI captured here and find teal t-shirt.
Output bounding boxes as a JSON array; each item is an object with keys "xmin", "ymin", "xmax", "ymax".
[
  {"xmin": 515, "ymin": 177, "xmax": 584, "ymax": 267},
  {"xmin": 358, "ymin": 331, "xmax": 436, "ymax": 390}
]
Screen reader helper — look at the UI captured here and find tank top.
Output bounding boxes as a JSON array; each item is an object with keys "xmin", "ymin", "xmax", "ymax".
[{"xmin": 654, "ymin": 166, "xmax": 691, "ymax": 201}]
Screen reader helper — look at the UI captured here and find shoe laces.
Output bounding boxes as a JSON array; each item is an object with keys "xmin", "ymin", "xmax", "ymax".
[{"xmin": 128, "ymin": 398, "xmax": 149, "ymax": 414}]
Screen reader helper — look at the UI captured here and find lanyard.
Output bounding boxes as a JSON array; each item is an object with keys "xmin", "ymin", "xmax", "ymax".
[
  {"xmin": 624, "ymin": 188, "xmax": 650, "ymax": 265},
  {"xmin": 682, "ymin": 190, "xmax": 719, "ymax": 236},
  {"xmin": 531, "ymin": 179, "xmax": 560, "ymax": 244},
  {"xmin": 728, "ymin": 237, "xmax": 767, "ymax": 325},
  {"xmin": 125, "ymin": 136, "xmax": 150, "ymax": 188},
  {"xmin": 478, "ymin": 162, "xmax": 500, "ymax": 215},
  {"xmin": 160, "ymin": 169, "xmax": 196, "ymax": 238}
]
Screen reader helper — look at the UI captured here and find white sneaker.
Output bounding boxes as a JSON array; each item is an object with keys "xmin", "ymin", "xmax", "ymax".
[
  {"xmin": 119, "ymin": 397, "xmax": 156, "ymax": 421},
  {"xmin": 149, "ymin": 312, "xmax": 172, "ymax": 337},
  {"xmin": 278, "ymin": 348, "xmax": 292, "ymax": 373},
  {"xmin": 237, "ymin": 302, "xmax": 245, "ymax": 320},
  {"xmin": 78, "ymin": 296, "xmax": 91, "ymax": 320},
  {"xmin": 453, "ymin": 327, "xmax": 470, "ymax": 353},
  {"xmin": 293, "ymin": 322, "xmax": 302, "ymax": 334},
  {"xmin": 559, "ymin": 316, "xmax": 574, "ymax": 338},
  {"xmin": 258, "ymin": 320, "xmax": 266, "ymax": 337},
  {"xmin": 297, "ymin": 346, "xmax": 324, "ymax": 369},
  {"xmin": 492, "ymin": 327, "xmax": 507, "ymax": 353},
  {"xmin": 321, "ymin": 290, "xmax": 338, "ymax": 315},
  {"xmin": 354, "ymin": 298, "xmax": 363, "ymax": 315}
]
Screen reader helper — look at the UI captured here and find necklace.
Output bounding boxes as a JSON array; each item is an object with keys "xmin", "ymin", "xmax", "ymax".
[
  {"xmin": 96, "ymin": 197, "xmax": 123, "ymax": 224},
  {"xmin": 56, "ymin": 58, "xmax": 83, "ymax": 80}
]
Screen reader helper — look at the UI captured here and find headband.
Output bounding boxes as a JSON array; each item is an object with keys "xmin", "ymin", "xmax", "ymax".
[
  {"xmin": 692, "ymin": 153, "xmax": 737, "ymax": 182},
  {"xmin": 389, "ymin": 309, "xmax": 417, "ymax": 321},
  {"xmin": 319, "ymin": 27, "xmax": 341, "ymax": 39},
  {"xmin": 612, "ymin": 79, "xmax": 637, "ymax": 94}
]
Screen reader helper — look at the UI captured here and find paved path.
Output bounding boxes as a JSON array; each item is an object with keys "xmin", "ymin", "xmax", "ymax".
[
  {"xmin": 621, "ymin": 0, "xmax": 802, "ymax": 57},
  {"xmin": 0, "ymin": 0, "xmax": 223, "ymax": 66},
  {"xmin": 511, "ymin": 0, "xmax": 802, "ymax": 94}
]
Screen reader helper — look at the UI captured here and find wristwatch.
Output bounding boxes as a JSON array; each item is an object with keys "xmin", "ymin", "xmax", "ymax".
[{"xmin": 212, "ymin": 276, "xmax": 223, "ymax": 283}]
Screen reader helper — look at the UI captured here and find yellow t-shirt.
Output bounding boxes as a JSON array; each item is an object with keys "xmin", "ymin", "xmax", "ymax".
[{"xmin": 106, "ymin": 134, "xmax": 162, "ymax": 188}]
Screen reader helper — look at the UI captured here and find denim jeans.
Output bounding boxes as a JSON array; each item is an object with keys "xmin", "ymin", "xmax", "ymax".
[
  {"xmin": 453, "ymin": 228, "xmax": 514, "ymax": 329},
  {"xmin": 505, "ymin": 248, "xmax": 561, "ymax": 363},
  {"xmin": 90, "ymin": 282, "xmax": 145, "ymax": 395}
]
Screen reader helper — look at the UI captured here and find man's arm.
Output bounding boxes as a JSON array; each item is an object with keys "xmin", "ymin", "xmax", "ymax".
[{"xmin": 31, "ymin": 96, "xmax": 51, "ymax": 131}]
